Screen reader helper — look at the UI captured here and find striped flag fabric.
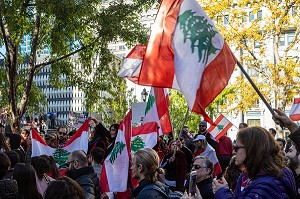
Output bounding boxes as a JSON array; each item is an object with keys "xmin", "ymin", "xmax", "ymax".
[
  {"xmin": 117, "ymin": 45, "xmax": 146, "ymax": 83},
  {"xmin": 201, "ymin": 143, "xmax": 222, "ymax": 177},
  {"xmin": 137, "ymin": 0, "xmax": 236, "ymax": 124},
  {"xmin": 31, "ymin": 119, "xmax": 90, "ymax": 168},
  {"xmin": 131, "ymin": 122, "xmax": 159, "ymax": 153},
  {"xmin": 289, "ymin": 97, "xmax": 300, "ymax": 121},
  {"xmin": 142, "ymin": 87, "xmax": 172, "ymax": 135},
  {"xmin": 101, "ymin": 110, "xmax": 132, "ymax": 193},
  {"xmin": 207, "ymin": 114, "xmax": 233, "ymax": 140}
]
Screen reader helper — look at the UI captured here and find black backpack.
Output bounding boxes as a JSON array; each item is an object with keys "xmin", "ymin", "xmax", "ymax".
[{"xmin": 141, "ymin": 182, "xmax": 183, "ymax": 199}]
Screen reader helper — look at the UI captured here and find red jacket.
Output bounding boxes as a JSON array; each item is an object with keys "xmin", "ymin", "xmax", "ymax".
[{"xmin": 216, "ymin": 135, "xmax": 232, "ymax": 156}]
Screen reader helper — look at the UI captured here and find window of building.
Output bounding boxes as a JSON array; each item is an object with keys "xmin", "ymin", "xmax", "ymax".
[
  {"xmin": 254, "ymin": 40, "xmax": 260, "ymax": 48},
  {"xmin": 287, "ymin": 32, "xmax": 295, "ymax": 45},
  {"xmin": 279, "ymin": 35, "xmax": 285, "ymax": 46},
  {"xmin": 247, "ymin": 119, "xmax": 260, "ymax": 126},
  {"xmin": 224, "ymin": 15, "xmax": 229, "ymax": 25},
  {"xmin": 249, "ymin": 12, "xmax": 254, "ymax": 22},
  {"xmin": 257, "ymin": 10, "xmax": 262, "ymax": 19}
]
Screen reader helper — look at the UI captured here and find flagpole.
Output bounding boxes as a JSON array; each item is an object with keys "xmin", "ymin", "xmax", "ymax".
[
  {"xmin": 236, "ymin": 61, "xmax": 274, "ymax": 114},
  {"xmin": 236, "ymin": 61, "xmax": 284, "ymax": 129},
  {"xmin": 178, "ymin": 107, "xmax": 190, "ymax": 139}
]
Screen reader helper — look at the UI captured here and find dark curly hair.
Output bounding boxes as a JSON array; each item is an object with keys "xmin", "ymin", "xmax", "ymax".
[{"xmin": 31, "ymin": 156, "xmax": 50, "ymax": 180}]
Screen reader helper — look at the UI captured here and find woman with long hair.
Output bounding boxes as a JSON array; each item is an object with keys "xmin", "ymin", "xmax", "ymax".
[
  {"xmin": 13, "ymin": 163, "xmax": 42, "ymax": 199},
  {"xmin": 106, "ymin": 123, "xmax": 120, "ymax": 156},
  {"xmin": 214, "ymin": 126, "xmax": 297, "ymax": 198},
  {"xmin": 160, "ymin": 140, "xmax": 186, "ymax": 192}
]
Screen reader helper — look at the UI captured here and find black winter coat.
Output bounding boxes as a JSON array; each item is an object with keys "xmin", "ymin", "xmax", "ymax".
[{"xmin": 0, "ymin": 178, "xmax": 18, "ymax": 199}]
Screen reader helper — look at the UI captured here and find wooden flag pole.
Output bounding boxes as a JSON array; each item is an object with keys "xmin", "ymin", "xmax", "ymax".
[{"xmin": 178, "ymin": 107, "xmax": 190, "ymax": 139}]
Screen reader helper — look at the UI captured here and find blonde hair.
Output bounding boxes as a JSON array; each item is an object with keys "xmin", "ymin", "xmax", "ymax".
[{"xmin": 133, "ymin": 148, "xmax": 164, "ymax": 183}]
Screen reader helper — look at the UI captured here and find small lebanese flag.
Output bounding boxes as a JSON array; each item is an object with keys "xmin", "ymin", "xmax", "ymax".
[
  {"xmin": 137, "ymin": 0, "xmax": 236, "ymax": 124},
  {"xmin": 101, "ymin": 110, "xmax": 132, "ymax": 193},
  {"xmin": 117, "ymin": 45, "xmax": 146, "ymax": 83},
  {"xmin": 142, "ymin": 87, "xmax": 172, "ymax": 135},
  {"xmin": 201, "ymin": 143, "xmax": 222, "ymax": 177},
  {"xmin": 131, "ymin": 122, "xmax": 159, "ymax": 153},
  {"xmin": 290, "ymin": 97, "xmax": 300, "ymax": 121},
  {"xmin": 31, "ymin": 119, "xmax": 90, "ymax": 167},
  {"xmin": 207, "ymin": 114, "xmax": 233, "ymax": 141}
]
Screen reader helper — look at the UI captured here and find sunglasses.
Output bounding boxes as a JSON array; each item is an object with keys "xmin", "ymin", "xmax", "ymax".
[
  {"xmin": 233, "ymin": 145, "xmax": 245, "ymax": 151},
  {"xmin": 199, "ymin": 125, "xmax": 206, "ymax": 127},
  {"xmin": 66, "ymin": 160, "xmax": 76, "ymax": 167},
  {"xmin": 58, "ymin": 131, "xmax": 67, "ymax": 136},
  {"xmin": 192, "ymin": 164, "xmax": 206, "ymax": 170}
]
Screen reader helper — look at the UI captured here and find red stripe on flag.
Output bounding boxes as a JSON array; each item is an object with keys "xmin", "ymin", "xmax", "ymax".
[
  {"xmin": 154, "ymin": 88, "xmax": 172, "ymax": 134},
  {"xmin": 290, "ymin": 114, "xmax": 300, "ymax": 121},
  {"xmin": 215, "ymin": 123, "xmax": 233, "ymax": 140},
  {"xmin": 31, "ymin": 128, "xmax": 48, "ymax": 146},
  {"xmin": 193, "ymin": 43, "xmax": 236, "ymax": 121},
  {"xmin": 132, "ymin": 122, "xmax": 158, "ymax": 137},
  {"xmin": 126, "ymin": 45, "xmax": 146, "ymax": 59},
  {"xmin": 100, "ymin": 163, "xmax": 110, "ymax": 193},
  {"xmin": 138, "ymin": 0, "xmax": 183, "ymax": 87},
  {"xmin": 64, "ymin": 118, "xmax": 90, "ymax": 147},
  {"xmin": 123, "ymin": 110, "xmax": 132, "ymax": 156},
  {"xmin": 294, "ymin": 98, "xmax": 300, "ymax": 104},
  {"xmin": 207, "ymin": 115, "xmax": 225, "ymax": 132}
]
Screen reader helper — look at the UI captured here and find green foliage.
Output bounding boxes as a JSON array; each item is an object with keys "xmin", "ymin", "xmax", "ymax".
[
  {"xmin": 169, "ymin": 90, "xmax": 202, "ymax": 137},
  {"xmin": 199, "ymin": 0, "xmax": 300, "ymax": 111},
  {"xmin": 0, "ymin": 0, "xmax": 159, "ymax": 132}
]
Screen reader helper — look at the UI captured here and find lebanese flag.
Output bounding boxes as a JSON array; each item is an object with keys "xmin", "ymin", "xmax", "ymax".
[
  {"xmin": 131, "ymin": 122, "xmax": 159, "ymax": 153},
  {"xmin": 101, "ymin": 110, "xmax": 132, "ymax": 192},
  {"xmin": 31, "ymin": 119, "xmax": 90, "ymax": 167},
  {"xmin": 207, "ymin": 114, "xmax": 233, "ymax": 141},
  {"xmin": 142, "ymin": 87, "xmax": 172, "ymax": 135},
  {"xmin": 201, "ymin": 143, "xmax": 222, "ymax": 177},
  {"xmin": 117, "ymin": 45, "xmax": 146, "ymax": 83},
  {"xmin": 290, "ymin": 97, "xmax": 300, "ymax": 121},
  {"xmin": 138, "ymin": 0, "xmax": 236, "ymax": 124}
]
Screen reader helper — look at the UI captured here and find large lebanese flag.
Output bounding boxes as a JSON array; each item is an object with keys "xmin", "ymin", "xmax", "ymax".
[
  {"xmin": 207, "ymin": 114, "xmax": 233, "ymax": 141},
  {"xmin": 142, "ymin": 87, "xmax": 172, "ymax": 135},
  {"xmin": 131, "ymin": 122, "xmax": 159, "ymax": 153},
  {"xmin": 138, "ymin": 0, "xmax": 236, "ymax": 124},
  {"xmin": 101, "ymin": 110, "xmax": 132, "ymax": 192},
  {"xmin": 290, "ymin": 97, "xmax": 300, "ymax": 121},
  {"xmin": 118, "ymin": 45, "xmax": 146, "ymax": 83},
  {"xmin": 31, "ymin": 119, "xmax": 90, "ymax": 167}
]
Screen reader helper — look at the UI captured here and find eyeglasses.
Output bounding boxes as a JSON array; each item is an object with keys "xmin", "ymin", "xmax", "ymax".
[
  {"xmin": 58, "ymin": 131, "xmax": 67, "ymax": 136},
  {"xmin": 233, "ymin": 145, "xmax": 245, "ymax": 151},
  {"xmin": 66, "ymin": 160, "xmax": 76, "ymax": 167},
  {"xmin": 192, "ymin": 164, "xmax": 206, "ymax": 170},
  {"xmin": 199, "ymin": 125, "xmax": 206, "ymax": 128}
]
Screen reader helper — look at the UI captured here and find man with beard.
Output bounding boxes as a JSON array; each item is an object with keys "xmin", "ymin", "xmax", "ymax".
[
  {"xmin": 272, "ymin": 109, "xmax": 300, "ymax": 195},
  {"xmin": 56, "ymin": 125, "xmax": 68, "ymax": 148},
  {"xmin": 194, "ymin": 121, "xmax": 217, "ymax": 149}
]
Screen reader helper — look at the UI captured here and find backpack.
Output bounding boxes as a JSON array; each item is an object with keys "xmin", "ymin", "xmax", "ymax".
[{"xmin": 141, "ymin": 182, "xmax": 183, "ymax": 199}]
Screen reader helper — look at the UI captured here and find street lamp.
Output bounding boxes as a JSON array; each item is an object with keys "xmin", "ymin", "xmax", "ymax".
[{"xmin": 141, "ymin": 88, "xmax": 148, "ymax": 102}]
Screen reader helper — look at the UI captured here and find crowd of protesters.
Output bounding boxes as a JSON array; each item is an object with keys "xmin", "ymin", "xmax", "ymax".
[{"xmin": 0, "ymin": 111, "xmax": 300, "ymax": 199}]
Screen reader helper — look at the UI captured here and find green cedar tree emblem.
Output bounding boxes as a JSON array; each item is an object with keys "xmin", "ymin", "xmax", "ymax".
[
  {"xmin": 178, "ymin": 10, "xmax": 220, "ymax": 65},
  {"xmin": 53, "ymin": 148, "xmax": 71, "ymax": 168},
  {"xmin": 217, "ymin": 124, "xmax": 224, "ymax": 131},
  {"xmin": 145, "ymin": 95, "xmax": 155, "ymax": 115},
  {"xmin": 131, "ymin": 136, "xmax": 145, "ymax": 152},
  {"xmin": 110, "ymin": 141, "xmax": 126, "ymax": 164}
]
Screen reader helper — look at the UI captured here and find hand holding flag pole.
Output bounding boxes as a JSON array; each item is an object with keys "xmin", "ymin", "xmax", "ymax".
[{"xmin": 236, "ymin": 61, "xmax": 284, "ymax": 129}]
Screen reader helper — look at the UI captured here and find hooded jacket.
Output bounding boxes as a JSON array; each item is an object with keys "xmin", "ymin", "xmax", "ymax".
[{"xmin": 215, "ymin": 167, "xmax": 297, "ymax": 198}]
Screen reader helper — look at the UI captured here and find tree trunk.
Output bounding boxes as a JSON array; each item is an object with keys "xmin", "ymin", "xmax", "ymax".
[{"xmin": 9, "ymin": 110, "xmax": 22, "ymax": 134}]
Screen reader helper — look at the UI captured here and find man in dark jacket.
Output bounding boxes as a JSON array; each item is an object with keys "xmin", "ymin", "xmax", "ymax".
[
  {"xmin": 66, "ymin": 150, "xmax": 100, "ymax": 199},
  {"xmin": 191, "ymin": 156, "xmax": 214, "ymax": 199},
  {"xmin": 0, "ymin": 152, "xmax": 18, "ymax": 199},
  {"xmin": 194, "ymin": 121, "xmax": 217, "ymax": 149},
  {"xmin": 273, "ymin": 109, "xmax": 300, "ymax": 196}
]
